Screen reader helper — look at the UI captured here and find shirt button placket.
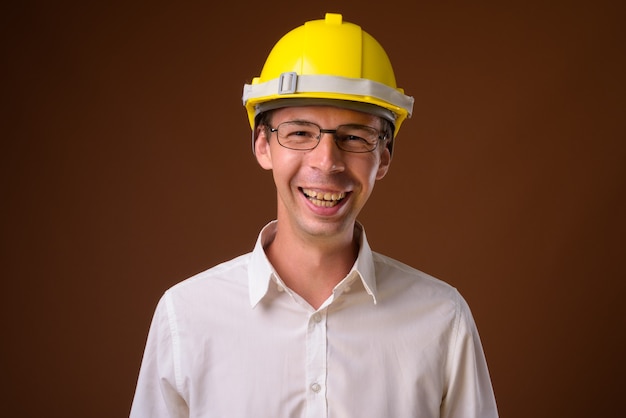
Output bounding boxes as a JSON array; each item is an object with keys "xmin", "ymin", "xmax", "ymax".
[{"xmin": 305, "ymin": 309, "xmax": 328, "ymax": 418}]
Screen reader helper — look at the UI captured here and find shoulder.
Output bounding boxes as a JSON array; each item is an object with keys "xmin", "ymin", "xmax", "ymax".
[
  {"xmin": 147, "ymin": 252, "xmax": 256, "ymax": 329},
  {"xmin": 164, "ymin": 252, "xmax": 252, "ymax": 301},
  {"xmin": 371, "ymin": 251, "xmax": 465, "ymax": 310},
  {"xmin": 373, "ymin": 252, "xmax": 457, "ymax": 292}
]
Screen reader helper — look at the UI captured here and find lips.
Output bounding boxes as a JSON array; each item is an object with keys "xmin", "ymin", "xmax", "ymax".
[{"xmin": 301, "ymin": 188, "xmax": 347, "ymax": 208}]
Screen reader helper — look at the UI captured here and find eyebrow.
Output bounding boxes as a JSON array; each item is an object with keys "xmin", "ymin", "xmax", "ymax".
[{"xmin": 281, "ymin": 119, "xmax": 379, "ymax": 130}]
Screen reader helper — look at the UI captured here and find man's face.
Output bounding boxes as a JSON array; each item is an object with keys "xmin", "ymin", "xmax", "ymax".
[{"xmin": 255, "ymin": 105, "xmax": 391, "ymax": 242}]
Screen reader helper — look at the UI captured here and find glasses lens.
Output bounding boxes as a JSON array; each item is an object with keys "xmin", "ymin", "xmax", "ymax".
[
  {"xmin": 335, "ymin": 125, "xmax": 381, "ymax": 153},
  {"xmin": 276, "ymin": 122, "xmax": 320, "ymax": 150}
]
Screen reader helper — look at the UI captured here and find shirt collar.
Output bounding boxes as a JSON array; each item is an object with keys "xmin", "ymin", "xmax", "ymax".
[
  {"xmin": 248, "ymin": 221, "xmax": 278, "ymax": 307},
  {"xmin": 248, "ymin": 221, "xmax": 378, "ymax": 308},
  {"xmin": 352, "ymin": 222, "xmax": 378, "ymax": 304}
]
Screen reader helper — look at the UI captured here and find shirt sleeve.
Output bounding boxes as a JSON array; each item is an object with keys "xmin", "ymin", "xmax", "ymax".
[
  {"xmin": 440, "ymin": 292, "xmax": 499, "ymax": 418},
  {"xmin": 130, "ymin": 293, "xmax": 189, "ymax": 417}
]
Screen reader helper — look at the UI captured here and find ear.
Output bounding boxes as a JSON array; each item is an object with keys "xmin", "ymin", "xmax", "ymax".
[
  {"xmin": 375, "ymin": 147, "xmax": 391, "ymax": 180},
  {"xmin": 254, "ymin": 126, "xmax": 273, "ymax": 170}
]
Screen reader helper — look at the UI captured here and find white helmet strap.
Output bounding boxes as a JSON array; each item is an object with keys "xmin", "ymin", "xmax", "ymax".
[{"xmin": 242, "ymin": 72, "xmax": 414, "ymax": 120}]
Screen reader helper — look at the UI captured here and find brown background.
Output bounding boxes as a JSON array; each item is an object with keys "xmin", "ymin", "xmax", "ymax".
[{"xmin": 2, "ymin": 0, "xmax": 624, "ymax": 417}]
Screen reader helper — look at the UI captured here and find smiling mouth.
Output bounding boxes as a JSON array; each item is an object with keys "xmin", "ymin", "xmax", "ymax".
[{"xmin": 301, "ymin": 188, "xmax": 347, "ymax": 208}]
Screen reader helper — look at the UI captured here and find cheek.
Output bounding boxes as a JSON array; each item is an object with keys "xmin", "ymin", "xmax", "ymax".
[
  {"xmin": 269, "ymin": 151, "xmax": 301, "ymax": 184},
  {"xmin": 357, "ymin": 154, "xmax": 386, "ymax": 183}
]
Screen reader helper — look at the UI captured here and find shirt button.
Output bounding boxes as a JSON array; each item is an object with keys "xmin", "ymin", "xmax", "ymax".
[
  {"xmin": 310, "ymin": 383, "xmax": 322, "ymax": 393},
  {"xmin": 312, "ymin": 313, "xmax": 322, "ymax": 323}
]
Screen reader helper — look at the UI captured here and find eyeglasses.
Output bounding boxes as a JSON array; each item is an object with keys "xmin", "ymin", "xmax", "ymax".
[{"xmin": 269, "ymin": 121, "xmax": 387, "ymax": 153}]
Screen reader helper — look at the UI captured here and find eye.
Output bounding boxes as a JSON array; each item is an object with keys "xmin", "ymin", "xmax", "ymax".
[
  {"xmin": 337, "ymin": 125, "xmax": 378, "ymax": 144},
  {"xmin": 290, "ymin": 130, "xmax": 315, "ymax": 137},
  {"xmin": 284, "ymin": 129, "xmax": 317, "ymax": 141},
  {"xmin": 280, "ymin": 122, "xmax": 318, "ymax": 138},
  {"xmin": 343, "ymin": 134, "xmax": 367, "ymax": 142}
]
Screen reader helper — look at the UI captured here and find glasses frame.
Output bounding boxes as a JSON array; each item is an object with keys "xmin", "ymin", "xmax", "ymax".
[{"xmin": 269, "ymin": 120, "xmax": 387, "ymax": 153}]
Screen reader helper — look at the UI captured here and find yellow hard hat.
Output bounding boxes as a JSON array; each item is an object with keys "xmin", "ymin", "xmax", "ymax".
[{"xmin": 242, "ymin": 13, "xmax": 414, "ymax": 138}]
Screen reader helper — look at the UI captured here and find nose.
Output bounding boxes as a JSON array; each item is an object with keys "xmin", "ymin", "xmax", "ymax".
[{"xmin": 308, "ymin": 132, "xmax": 345, "ymax": 173}]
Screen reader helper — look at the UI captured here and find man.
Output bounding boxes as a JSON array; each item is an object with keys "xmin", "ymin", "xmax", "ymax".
[{"xmin": 131, "ymin": 13, "xmax": 498, "ymax": 417}]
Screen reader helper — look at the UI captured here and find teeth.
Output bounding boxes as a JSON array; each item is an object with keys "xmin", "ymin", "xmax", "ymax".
[
  {"xmin": 302, "ymin": 189, "xmax": 346, "ymax": 201},
  {"xmin": 302, "ymin": 188, "xmax": 347, "ymax": 207}
]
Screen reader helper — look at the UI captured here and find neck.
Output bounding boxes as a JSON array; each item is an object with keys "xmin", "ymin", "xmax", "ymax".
[{"xmin": 264, "ymin": 221, "xmax": 359, "ymax": 309}]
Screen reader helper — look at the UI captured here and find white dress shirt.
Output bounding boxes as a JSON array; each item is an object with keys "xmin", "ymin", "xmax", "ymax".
[{"xmin": 130, "ymin": 221, "xmax": 498, "ymax": 417}]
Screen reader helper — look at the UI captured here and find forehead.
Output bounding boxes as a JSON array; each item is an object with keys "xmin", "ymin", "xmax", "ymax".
[{"xmin": 271, "ymin": 105, "xmax": 382, "ymax": 128}]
